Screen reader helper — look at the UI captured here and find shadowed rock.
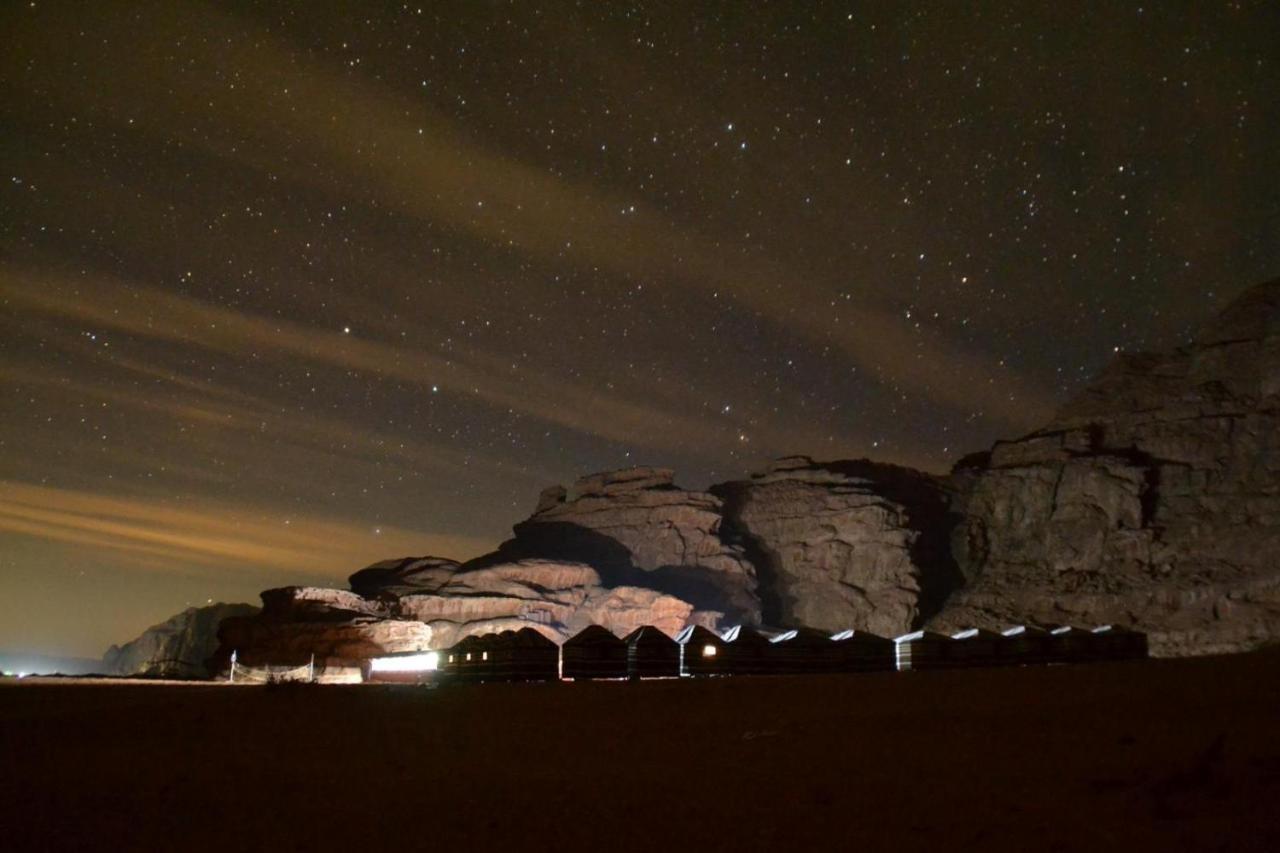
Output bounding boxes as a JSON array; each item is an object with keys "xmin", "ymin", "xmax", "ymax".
[
  {"xmin": 347, "ymin": 556, "xmax": 460, "ymax": 599},
  {"xmin": 477, "ymin": 467, "xmax": 760, "ymax": 623},
  {"xmin": 713, "ymin": 456, "xmax": 961, "ymax": 636},
  {"xmin": 104, "ymin": 602, "xmax": 258, "ymax": 677},
  {"xmin": 930, "ymin": 278, "xmax": 1280, "ymax": 655}
]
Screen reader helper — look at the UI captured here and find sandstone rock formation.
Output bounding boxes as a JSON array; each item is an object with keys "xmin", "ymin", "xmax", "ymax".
[
  {"xmin": 713, "ymin": 456, "xmax": 959, "ymax": 637},
  {"xmin": 399, "ymin": 559, "xmax": 713, "ymax": 647},
  {"xmin": 212, "ymin": 558, "xmax": 717, "ymax": 668},
  {"xmin": 198, "ymin": 279, "xmax": 1280, "ymax": 668},
  {"xmin": 104, "ymin": 602, "xmax": 258, "ymax": 677},
  {"xmin": 929, "ymin": 279, "xmax": 1280, "ymax": 655},
  {"xmin": 485, "ymin": 466, "xmax": 760, "ymax": 622},
  {"xmin": 213, "ymin": 586, "xmax": 431, "ymax": 668},
  {"xmin": 347, "ymin": 556, "xmax": 459, "ymax": 598}
]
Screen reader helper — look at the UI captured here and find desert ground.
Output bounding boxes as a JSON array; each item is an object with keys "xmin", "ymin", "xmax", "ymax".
[{"xmin": 2, "ymin": 651, "xmax": 1278, "ymax": 852}]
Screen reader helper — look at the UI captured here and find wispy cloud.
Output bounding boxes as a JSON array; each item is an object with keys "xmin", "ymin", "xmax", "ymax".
[
  {"xmin": 2, "ymin": 0, "xmax": 1057, "ymax": 443},
  {"xmin": 0, "ymin": 481, "xmax": 492, "ymax": 577}
]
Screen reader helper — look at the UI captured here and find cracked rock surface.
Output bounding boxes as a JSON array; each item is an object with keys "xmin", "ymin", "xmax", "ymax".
[
  {"xmin": 713, "ymin": 456, "xmax": 959, "ymax": 637},
  {"xmin": 929, "ymin": 279, "xmax": 1280, "ymax": 655}
]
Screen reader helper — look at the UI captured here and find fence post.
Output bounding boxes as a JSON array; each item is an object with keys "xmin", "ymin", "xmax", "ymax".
[{"xmin": 229, "ymin": 649, "xmax": 237, "ymax": 683}]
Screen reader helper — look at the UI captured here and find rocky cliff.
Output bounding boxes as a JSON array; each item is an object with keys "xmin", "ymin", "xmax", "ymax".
[
  {"xmin": 211, "ymin": 557, "xmax": 718, "ymax": 669},
  {"xmin": 193, "ymin": 279, "xmax": 1280, "ymax": 667},
  {"xmin": 713, "ymin": 456, "xmax": 959, "ymax": 637},
  {"xmin": 104, "ymin": 602, "xmax": 258, "ymax": 677},
  {"xmin": 483, "ymin": 467, "xmax": 760, "ymax": 622},
  {"xmin": 929, "ymin": 279, "xmax": 1280, "ymax": 655}
]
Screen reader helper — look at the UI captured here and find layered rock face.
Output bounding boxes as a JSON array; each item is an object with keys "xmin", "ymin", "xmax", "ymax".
[
  {"xmin": 214, "ymin": 587, "xmax": 432, "ymax": 668},
  {"xmin": 714, "ymin": 457, "xmax": 959, "ymax": 637},
  {"xmin": 190, "ymin": 280, "xmax": 1280, "ymax": 668},
  {"xmin": 348, "ymin": 556, "xmax": 460, "ymax": 598},
  {"xmin": 488, "ymin": 467, "xmax": 760, "ymax": 622},
  {"xmin": 930, "ymin": 280, "xmax": 1280, "ymax": 655},
  {"xmin": 395, "ymin": 559, "xmax": 712, "ymax": 647},
  {"xmin": 212, "ymin": 558, "xmax": 716, "ymax": 668},
  {"xmin": 104, "ymin": 602, "xmax": 258, "ymax": 677}
]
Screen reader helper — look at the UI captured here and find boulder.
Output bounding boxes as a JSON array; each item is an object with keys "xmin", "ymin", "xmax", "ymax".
[
  {"xmin": 713, "ymin": 457, "xmax": 960, "ymax": 636},
  {"xmin": 930, "ymin": 279, "xmax": 1280, "ymax": 655},
  {"xmin": 104, "ymin": 602, "xmax": 258, "ymax": 677},
  {"xmin": 398, "ymin": 560, "xmax": 719, "ymax": 647},
  {"xmin": 484, "ymin": 467, "xmax": 760, "ymax": 622},
  {"xmin": 214, "ymin": 614, "xmax": 433, "ymax": 668},
  {"xmin": 348, "ymin": 556, "xmax": 459, "ymax": 598},
  {"xmin": 395, "ymin": 560, "xmax": 601, "ymax": 647},
  {"xmin": 209, "ymin": 558, "xmax": 718, "ymax": 665},
  {"xmin": 260, "ymin": 586, "xmax": 387, "ymax": 620}
]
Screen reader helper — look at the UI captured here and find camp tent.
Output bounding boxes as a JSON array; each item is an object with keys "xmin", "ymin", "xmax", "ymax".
[
  {"xmin": 768, "ymin": 627, "xmax": 839, "ymax": 674},
  {"xmin": 719, "ymin": 625, "xmax": 776, "ymax": 675},
  {"xmin": 623, "ymin": 625, "xmax": 680, "ymax": 679},
  {"xmin": 562, "ymin": 625, "xmax": 627, "ymax": 680},
  {"xmin": 828, "ymin": 629, "xmax": 895, "ymax": 672},
  {"xmin": 949, "ymin": 628, "xmax": 1006, "ymax": 668},
  {"xmin": 675, "ymin": 625, "xmax": 727, "ymax": 676},
  {"xmin": 893, "ymin": 630, "xmax": 953, "ymax": 671},
  {"xmin": 487, "ymin": 627, "xmax": 560, "ymax": 681},
  {"xmin": 1046, "ymin": 626, "xmax": 1092, "ymax": 664},
  {"xmin": 1001, "ymin": 625, "xmax": 1052, "ymax": 665},
  {"xmin": 1089, "ymin": 625, "xmax": 1149, "ymax": 661},
  {"xmin": 443, "ymin": 634, "xmax": 493, "ymax": 683}
]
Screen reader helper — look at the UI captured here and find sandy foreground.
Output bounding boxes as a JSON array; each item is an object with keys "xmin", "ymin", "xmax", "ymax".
[{"xmin": 2, "ymin": 651, "xmax": 1278, "ymax": 852}]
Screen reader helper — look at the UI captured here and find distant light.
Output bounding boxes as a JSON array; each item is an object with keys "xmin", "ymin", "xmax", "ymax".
[
  {"xmin": 482, "ymin": 651, "xmax": 488, "ymax": 661},
  {"xmin": 701, "ymin": 644, "xmax": 718, "ymax": 658},
  {"xmin": 369, "ymin": 652, "xmax": 438, "ymax": 673},
  {"xmin": 343, "ymin": 326, "xmax": 351, "ymax": 334}
]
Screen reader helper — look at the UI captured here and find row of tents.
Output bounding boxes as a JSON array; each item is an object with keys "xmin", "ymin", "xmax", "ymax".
[{"xmin": 427, "ymin": 623, "xmax": 1148, "ymax": 683}]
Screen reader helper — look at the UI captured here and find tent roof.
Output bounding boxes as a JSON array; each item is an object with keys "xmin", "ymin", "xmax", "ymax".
[
  {"xmin": 951, "ymin": 628, "xmax": 1003, "ymax": 640},
  {"xmin": 720, "ymin": 625, "xmax": 772, "ymax": 645},
  {"xmin": 1002, "ymin": 625, "xmax": 1050, "ymax": 637},
  {"xmin": 450, "ymin": 634, "xmax": 488, "ymax": 651},
  {"xmin": 829, "ymin": 629, "xmax": 890, "ymax": 643},
  {"xmin": 623, "ymin": 625, "xmax": 676, "ymax": 643},
  {"xmin": 894, "ymin": 630, "xmax": 952, "ymax": 644},
  {"xmin": 675, "ymin": 625, "xmax": 721, "ymax": 644},
  {"xmin": 769, "ymin": 627, "xmax": 831, "ymax": 645},
  {"xmin": 564, "ymin": 625, "xmax": 625, "ymax": 646},
  {"xmin": 490, "ymin": 627, "xmax": 558, "ymax": 648}
]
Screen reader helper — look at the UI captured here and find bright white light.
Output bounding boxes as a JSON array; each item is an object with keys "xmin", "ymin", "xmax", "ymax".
[
  {"xmin": 701, "ymin": 644, "xmax": 718, "ymax": 658},
  {"xmin": 369, "ymin": 652, "xmax": 438, "ymax": 673}
]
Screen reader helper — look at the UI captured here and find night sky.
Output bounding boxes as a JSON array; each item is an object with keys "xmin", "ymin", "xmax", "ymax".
[{"xmin": 3, "ymin": 2, "xmax": 1278, "ymax": 658}]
